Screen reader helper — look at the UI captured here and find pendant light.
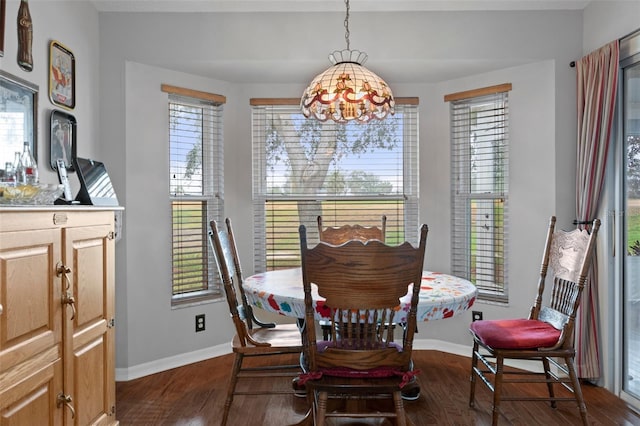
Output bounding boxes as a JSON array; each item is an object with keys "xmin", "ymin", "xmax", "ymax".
[{"xmin": 300, "ymin": 0, "xmax": 395, "ymax": 124}]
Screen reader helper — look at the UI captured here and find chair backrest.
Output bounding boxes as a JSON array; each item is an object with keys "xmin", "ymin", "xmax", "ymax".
[
  {"xmin": 530, "ymin": 216, "xmax": 601, "ymax": 350},
  {"xmin": 209, "ymin": 218, "xmax": 255, "ymax": 345},
  {"xmin": 317, "ymin": 215, "xmax": 386, "ymax": 245},
  {"xmin": 299, "ymin": 223, "xmax": 428, "ymax": 372}
]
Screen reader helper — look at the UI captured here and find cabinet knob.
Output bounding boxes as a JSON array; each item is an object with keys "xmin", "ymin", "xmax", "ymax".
[
  {"xmin": 56, "ymin": 262, "xmax": 72, "ymax": 289},
  {"xmin": 56, "ymin": 393, "xmax": 76, "ymax": 419},
  {"xmin": 0, "ymin": 303, "xmax": 3, "ymax": 316},
  {"xmin": 63, "ymin": 292, "xmax": 76, "ymax": 321}
]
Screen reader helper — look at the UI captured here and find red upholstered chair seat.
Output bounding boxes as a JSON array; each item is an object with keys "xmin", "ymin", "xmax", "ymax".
[{"xmin": 470, "ymin": 319, "xmax": 561, "ymax": 350}]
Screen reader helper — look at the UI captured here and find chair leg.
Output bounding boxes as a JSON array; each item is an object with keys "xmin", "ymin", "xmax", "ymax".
[
  {"xmin": 316, "ymin": 390, "xmax": 328, "ymax": 426},
  {"xmin": 565, "ymin": 356, "xmax": 589, "ymax": 425},
  {"xmin": 491, "ymin": 355, "xmax": 505, "ymax": 426},
  {"xmin": 469, "ymin": 340, "xmax": 479, "ymax": 407},
  {"xmin": 221, "ymin": 353, "xmax": 243, "ymax": 426},
  {"xmin": 542, "ymin": 356, "xmax": 557, "ymax": 408},
  {"xmin": 392, "ymin": 390, "xmax": 407, "ymax": 426}
]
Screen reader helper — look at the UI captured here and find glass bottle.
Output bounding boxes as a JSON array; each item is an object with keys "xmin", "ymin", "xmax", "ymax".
[
  {"xmin": 4, "ymin": 162, "xmax": 15, "ymax": 183},
  {"xmin": 17, "ymin": 0, "xmax": 33, "ymax": 72},
  {"xmin": 21, "ymin": 142, "xmax": 38, "ymax": 185},
  {"xmin": 13, "ymin": 152, "xmax": 25, "ymax": 185}
]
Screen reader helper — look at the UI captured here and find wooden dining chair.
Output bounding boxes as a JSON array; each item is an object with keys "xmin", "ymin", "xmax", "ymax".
[
  {"xmin": 220, "ymin": 217, "xmax": 287, "ymax": 331},
  {"xmin": 317, "ymin": 215, "xmax": 389, "ymax": 340},
  {"xmin": 209, "ymin": 218, "xmax": 303, "ymax": 426},
  {"xmin": 469, "ymin": 216, "xmax": 600, "ymax": 426},
  {"xmin": 297, "ymin": 223, "xmax": 428, "ymax": 426}
]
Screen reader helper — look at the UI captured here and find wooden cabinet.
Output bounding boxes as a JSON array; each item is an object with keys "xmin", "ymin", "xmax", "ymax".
[{"xmin": 0, "ymin": 208, "xmax": 119, "ymax": 425}]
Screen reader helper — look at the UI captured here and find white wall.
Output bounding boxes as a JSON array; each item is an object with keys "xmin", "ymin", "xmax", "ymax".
[
  {"xmin": 2, "ymin": 0, "xmax": 634, "ymax": 391},
  {"xmin": 583, "ymin": 0, "xmax": 640, "ymax": 54},
  {"xmin": 0, "ymin": 0, "xmax": 99, "ymax": 191},
  {"xmin": 117, "ymin": 62, "xmax": 238, "ymax": 376},
  {"xmin": 98, "ymin": 8, "xmax": 585, "ymax": 379},
  {"xmin": 423, "ymin": 60, "xmax": 558, "ymax": 344}
]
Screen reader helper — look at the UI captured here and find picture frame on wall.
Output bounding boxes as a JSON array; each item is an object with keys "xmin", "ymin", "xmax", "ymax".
[
  {"xmin": 48, "ymin": 40, "xmax": 75, "ymax": 109},
  {"xmin": 0, "ymin": 0, "xmax": 5, "ymax": 57},
  {"xmin": 50, "ymin": 109, "xmax": 76, "ymax": 171},
  {"xmin": 0, "ymin": 70, "xmax": 38, "ymax": 169}
]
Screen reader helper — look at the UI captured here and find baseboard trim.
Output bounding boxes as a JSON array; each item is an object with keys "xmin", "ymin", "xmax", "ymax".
[
  {"xmin": 116, "ymin": 344, "xmax": 229, "ymax": 381},
  {"xmin": 116, "ymin": 338, "xmax": 542, "ymax": 382}
]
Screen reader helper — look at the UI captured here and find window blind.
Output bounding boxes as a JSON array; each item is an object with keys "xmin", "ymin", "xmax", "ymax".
[
  {"xmin": 448, "ymin": 87, "xmax": 509, "ymax": 303},
  {"xmin": 251, "ymin": 100, "xmax": 419, "ymax": 272},
  {"xmin": 167, "ymin": 90, "xmax": 225, "ymax": 303}
]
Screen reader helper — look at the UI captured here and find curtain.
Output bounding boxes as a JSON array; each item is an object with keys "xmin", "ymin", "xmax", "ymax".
[{"xmin": 575, "ymin": 40, "xmax": 619, "ymax": 379}]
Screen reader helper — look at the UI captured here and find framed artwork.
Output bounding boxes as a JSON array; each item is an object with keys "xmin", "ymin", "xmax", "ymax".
[
  {"xmin": 0, "ymin": 0, "xmax": 5, "ymax": 57},
  {"xmin": 48, "ymin": 40, "xmax": 75, "ymax": 109},
  {"xmin": 0, "ymin": 70, "xmax": 38, "ymax": 172},
  {"xmin": 50, "ymin": 109, "xmax": 76, "ymax": 171}
]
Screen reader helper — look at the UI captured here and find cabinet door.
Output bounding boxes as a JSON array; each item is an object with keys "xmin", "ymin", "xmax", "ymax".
[
  {"xmin": 0, "ymin": 228, "xmax": 64, "ymax": 426},
  {"xmin": 63, "ymin": 224, "xmax": 116, "ymax": 425}
]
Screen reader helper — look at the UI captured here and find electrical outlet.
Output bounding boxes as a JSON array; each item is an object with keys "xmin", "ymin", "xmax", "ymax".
[
  {"xmin": 195, "ymin": 314, "xmax": 205, "ymax": 332},
  {"xmin": 472, "ymin": 311, "xmax": 483, "ymax": 322}
]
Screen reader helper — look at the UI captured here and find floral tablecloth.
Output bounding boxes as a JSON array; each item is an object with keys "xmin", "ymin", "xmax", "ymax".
[{"xmin": 243, "ymin": 268, "xmax": 477, "ymax": 322}]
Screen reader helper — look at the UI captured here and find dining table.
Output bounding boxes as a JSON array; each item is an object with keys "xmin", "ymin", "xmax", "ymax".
[
  {"xmin": 243, "ymin": 267, "xmax": 478, "ymax": 324},
  {"xmin": 243, "ymin": 267, "xmax": 477, "ymax": 423}
]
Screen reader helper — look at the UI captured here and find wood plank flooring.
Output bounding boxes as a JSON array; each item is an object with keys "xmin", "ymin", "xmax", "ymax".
[{"xmin": 116, "ymin": 350, "xmax": 640, "ymax": 425}]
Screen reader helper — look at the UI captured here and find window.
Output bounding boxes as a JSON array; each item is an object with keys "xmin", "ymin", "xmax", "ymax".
[
  {"xmin": 446, "ymin": 84, "xmax": 511, "ymax": 303},
  {"xmin": 163, "ymin": 84, "xmax": 225, "ymax": 305},
  {"xmin": 251, "ymin": 98, "xmax": 419, "ymax": 272}
]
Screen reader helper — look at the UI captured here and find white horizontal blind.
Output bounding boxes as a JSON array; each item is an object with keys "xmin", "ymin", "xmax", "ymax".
[
  {"xmin": 252, "ymin": 101, "xmax": 419, "ymax": 272},
  {"xmin": 449, "ymin": 89, "xmax": 509, "ymax": 303},
  {"xmin": 168, "ymin": 92, "xmax": 224, "ymax": 302}
]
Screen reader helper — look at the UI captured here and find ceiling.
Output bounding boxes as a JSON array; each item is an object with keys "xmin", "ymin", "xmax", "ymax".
[
  {"xmin": 90, "ymin": 0, "xmax": 592, "ymax": 13},
  {"xmin": 89, "ymin": 0, "xmax": 592, "ymax": 84}
]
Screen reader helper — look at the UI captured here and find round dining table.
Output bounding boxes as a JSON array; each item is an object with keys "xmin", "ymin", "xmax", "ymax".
[{"xmin": 243, "ymin": 268, "xmax": 478, "ymax": 323}]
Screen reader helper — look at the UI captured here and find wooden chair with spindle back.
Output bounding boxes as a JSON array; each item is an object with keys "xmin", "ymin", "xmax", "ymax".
[
  {"xmin": 297, "ymin": 223, "xmax": 428, "ymax": 425},
  {"xmin": 469, "ymin": 216, "xmax": 600, "ymax": 425},
  {"xmin": 209, "ymin": 218, "xmax": 303, "ymax": 426},
  {"xmin": 316, "ymin": 215, "xmax": 391, "ymax": 340}
]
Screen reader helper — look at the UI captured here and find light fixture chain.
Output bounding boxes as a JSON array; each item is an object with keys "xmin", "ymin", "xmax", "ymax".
[
  {"xmin": 344, "ymin": 0, "xmax": 350, "ymax": 51},
  {"xmin": 300, "ymin": 0, "xmax": 395, "ymax": 123}
]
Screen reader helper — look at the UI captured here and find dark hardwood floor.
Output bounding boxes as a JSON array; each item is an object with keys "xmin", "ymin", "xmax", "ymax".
[{"xmin": 116, "ymin": 350, "xmax": 640, "ymax": 425}]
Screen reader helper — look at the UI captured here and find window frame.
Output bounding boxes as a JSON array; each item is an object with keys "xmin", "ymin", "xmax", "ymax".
[
  {"xmin": 446, "ymin": 84, "xmax": 511, "ymax": 303},
  {"xmin": 251, "ymin": 98, "xmax": 420, "ymax": 273},
  {"xmin": 163, "ymin": 84, "xmax": 226, "ymax": 306}
]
